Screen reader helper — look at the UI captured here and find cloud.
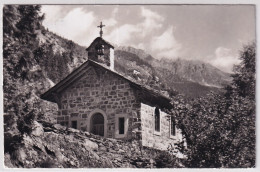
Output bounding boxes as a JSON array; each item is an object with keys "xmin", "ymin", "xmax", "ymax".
[
  {"xmin": 42, "ymin": 6, "xmax": 168, "ymax": 51},
  {"xmin": 106, "ymin": 7, "xmax": 166, "ymax": 48},
  {"xmin": 103, "ymin": 18, "xmax": 117, "ymax": 27},
  {"xmin": 42, "ymin": 7, "xmax": 96, "ymax": 45},
  {"xmin": 207, "ymin": 47, "xmax": 240, "ymax": 73},
  {"xmin": 140, "ymin": 7, "xmax": 164, "ymax": 34},
  {"xmin": 150, "ymin": 26, "xmax": 182, "ymax": 58},
  {"xmin": 156, "ymin": 49, "xmax": 180, "ymax": 60},
  {"xmin": 41, "ymin": 6, "xmax": 63, "ymax": 23},
  {"xmin": 105, "ymin": 24, "xmax": 140, "ymax": 46},
  {"xmin": 136, "ymin": 43, "xmax": 145, "ymax": 49},
  {"xmin": 103, "ymin": 7, "xmax": 118, "ymax": 27},
  {"xmin": 112, "ymin": 6, "xmax": 119, "ymax": 16}
]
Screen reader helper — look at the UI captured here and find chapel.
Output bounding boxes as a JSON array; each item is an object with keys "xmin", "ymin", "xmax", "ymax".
[{"xmin": 41, "ymin": 22, "xmax": 186, "ymax": 151}]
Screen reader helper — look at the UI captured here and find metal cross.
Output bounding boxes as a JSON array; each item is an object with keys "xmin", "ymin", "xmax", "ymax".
[{"xmin": 97, "ymin": 22, "xmax": 105, "ymax": 38}]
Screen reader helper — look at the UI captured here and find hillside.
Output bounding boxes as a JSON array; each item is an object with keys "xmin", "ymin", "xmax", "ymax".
[
  {"xmin": 5, "ymin": 121, "xmax": 184, "ymax": 168},
  {"xmin": 115, "ymin": 46, "xmax": 231, "ymax": 98},
  {"xmin": 3, "ymin": 5, "xmax": 88, "ymax": 125}
]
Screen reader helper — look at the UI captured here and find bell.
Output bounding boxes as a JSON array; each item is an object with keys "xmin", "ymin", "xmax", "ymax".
[{"xmin": 96, "ymin": 44, "xmax": 105, "ymax": 55}]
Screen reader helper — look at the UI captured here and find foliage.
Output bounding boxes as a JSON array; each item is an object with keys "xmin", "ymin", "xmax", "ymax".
[
  {"xmin": 231, "ymin": 42, "xmax": 256, "ymax": 99},
  {"xmin": 3, "ymin": 5, "xmax": 47, "ymax": 154},
  {"xmin": 37, "ymin": 158, "xmax": 57, "ymax": 168},
  {"xmin": 3, "ymin": 5, "xmax": 88, "ymax": 155},
  {"xmin": 4, "ymin": 133, "xmax": 23, "ymax": 153},
  {"xmin": 16, "ymin": 5, "xmax": 44, "ymax": 40},
  {"xmin": 170, "ymin": 42, "xmax": 255, "ymax": 168},
  {"xmin": 154, "ymin": 151, "xmax": 183, "ymax": 168},
  {"xmin": 33, "ymin": 44, "xmax": 71, "ymax": 83}
]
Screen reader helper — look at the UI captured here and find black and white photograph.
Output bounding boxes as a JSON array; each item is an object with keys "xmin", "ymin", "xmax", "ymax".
[{"xmin": 2, "ymin": 1, "xmax": 257, "ymax": 169}]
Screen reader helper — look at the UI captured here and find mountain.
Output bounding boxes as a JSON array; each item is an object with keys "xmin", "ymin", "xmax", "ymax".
[
  {"xmin": 153, "ymin": 58, "xmax": 231, "ymax": 87},
  {"xmin": 115, "ymin": 46, "xmax": 232, "ymax": 98}
]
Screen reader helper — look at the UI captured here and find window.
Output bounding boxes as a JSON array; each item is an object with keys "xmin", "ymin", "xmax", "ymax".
[
  {"xmin": 96, "ymin": 44, "xmax": 105, "ymax": 55},
  {"xmin": 71, "ymin": 120, "xmax": 77, "ymax": 129},
  {"xmin": 155, "ymin": 107, "xmax": 160, "ymax": 132},
  {"xmin": 118, "ymin": 117, "xmax": 125, "ymax": 134},
  {"xmin": 115, "ymin": 114, "xmax": 128, "ymax": 138},
  {"xmin": 170, "ymin": 116, "xmax": 176, "ymax": 136}
]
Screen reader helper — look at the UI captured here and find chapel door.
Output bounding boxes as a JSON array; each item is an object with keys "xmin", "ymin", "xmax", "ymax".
[{"xmin": 91, "ymin": 113, "xmax": 104, "ymax": 136}]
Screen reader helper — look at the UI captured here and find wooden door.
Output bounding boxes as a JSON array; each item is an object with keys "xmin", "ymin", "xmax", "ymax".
[{"xmin": 91, "ymin": 113, "xmax": 104, "ymax": 136}]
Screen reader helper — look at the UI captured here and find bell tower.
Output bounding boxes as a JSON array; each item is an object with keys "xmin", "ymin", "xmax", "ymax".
[{"xmin": 86, "ymin": 22, "xmax": 114, "ymax": 70}]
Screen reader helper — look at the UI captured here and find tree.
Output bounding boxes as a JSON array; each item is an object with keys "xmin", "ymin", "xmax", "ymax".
[
  {"xmin": 231, "ymin": 42, "xmax": 255, "ymax": 100},
  {"xmin": 3, "ymin": 5, "xmax": 44, "ymax": 153},
  {"xmin": 170, "ymin": 42, "xmax": 256, "ymax": 168},
  {"xmin": 16, "ymin": 5, "xmax": 44, "ymax": 40}
]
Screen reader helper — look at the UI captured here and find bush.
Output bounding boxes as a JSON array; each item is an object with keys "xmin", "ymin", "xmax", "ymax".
[
  {"xmin": 38, "ymin": 158, "xmax": 57, "ymax": 168},
  {"xmin": 4, "ymin": 133, "xmax": 23, "ymax": 153},
  {"xmin": 154, "ymin": 151, "xmax": 182, "ymax": 168}
]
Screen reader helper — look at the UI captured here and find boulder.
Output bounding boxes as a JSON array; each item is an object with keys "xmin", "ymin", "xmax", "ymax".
[
  {"xmin": 31, "ymin": 121, "xmax": 44, "ymax": 136},
  {"xmin": 84, "ymin": 139, "xmax": 98, "ymax": 151},
  {"xmin": 53, "ymin": 124, "xmax": 66, "ymax": 130},
  {"xmin": 4, "ymin": 153, "xmax": 15, "ymax": 168}
]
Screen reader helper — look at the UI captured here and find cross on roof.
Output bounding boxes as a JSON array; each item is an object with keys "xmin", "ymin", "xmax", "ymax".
[{"xmin": 97, "ymin": 21, "xmax": 105, "ymax": 38}]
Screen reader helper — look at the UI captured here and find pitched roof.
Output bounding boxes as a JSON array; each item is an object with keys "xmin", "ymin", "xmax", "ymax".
[
  {"xmin": 86, "ymin": 37, "xmax": 114, "ymax": 51},
  {"xmin": 41, "ymin": 60, "xmax": 173, "ymax": 109}
]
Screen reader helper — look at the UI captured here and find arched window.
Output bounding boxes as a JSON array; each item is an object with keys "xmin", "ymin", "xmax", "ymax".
[{"xmin": 155, "ymin": 107, "xmax": 160, "ymax": 132}]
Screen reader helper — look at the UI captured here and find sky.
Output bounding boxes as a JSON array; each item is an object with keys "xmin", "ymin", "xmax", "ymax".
[{"xmin": 41, "ymin": 5, "xmax": 256, "ymax": 73}]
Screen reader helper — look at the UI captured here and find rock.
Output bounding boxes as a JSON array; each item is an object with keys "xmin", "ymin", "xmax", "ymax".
[
  {"xmin": 84, "ymin": 131, "xmax": 91, "ymax": 136},
  {"xmin": 68, "ymin": 128, "xmax": 80, "ymax": 133},
  {"xmin": 118, "ymin": 149, "xmax": 125, "ymax": 154},
  {"xmin": 53, "ymin": 124, "xmax": 66, "ymax": 130},
  {"xmin": 4, "ymin": 153, "xmax": 15, "ymax": 168},
  {"xmin": 70, "ymin": 160, "xmax": 76, "ymax": 166},
  {"xmin": 84, "ymin": 139, "xmax": 98, "ymax": 151},
  {"xmin": 64, "ymin": 134, "xmax": 74, "ymax": 142},
  {"xmin": 106, "ymin": 138, "xmax": 117, "ymax": 143},
  {"xmin": 108, "ymin": 141, "xmax": 113, "ymax": 148},
  {"xmin": 4, "ymin": 120, "xmax": 184, "ymax": 168},
  {"xmin": 14, "ymin": 147, "xmax": 27, "ymax": 165},
  {"xmin": 31, "ymin": 121, "xmax": 44, "ymax": 136},
  {"xmin": 114, "ymin": 157, "xmax": 122, "ymax": 162},
  {"xmin": 55, "ymin": 150, "xmax": 66, "ymax": 163},
  {"xmin": 99, "ymin": 146, "xmax": 107, "ymax": 152},
  {"xmin": 91, "ymin": 151, "xmax": 100, "ymax": 160}
]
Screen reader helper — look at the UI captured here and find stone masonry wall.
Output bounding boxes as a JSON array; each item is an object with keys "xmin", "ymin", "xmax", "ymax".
[
  {"xmin": 56, "ymin": 65, "xmax": 141, "ymax": 140},
  {"xmin": 140, "ymin": 103, "xmax": 183, "ymax": 151}
]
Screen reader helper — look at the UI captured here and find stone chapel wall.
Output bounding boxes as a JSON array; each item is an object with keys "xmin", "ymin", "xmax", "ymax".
[
  {"xmin": 140, "ymin": 103, "xmax": 183, "ymax": 151},
  {"xmin": 56, "ymin": 65, "xmax": 141, "ymax": 140}
]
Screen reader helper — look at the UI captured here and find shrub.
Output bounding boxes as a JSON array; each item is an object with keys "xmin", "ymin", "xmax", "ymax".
[{"xmin": 154, "ymin": 151, "xmax": 182, "ymax": 168}]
